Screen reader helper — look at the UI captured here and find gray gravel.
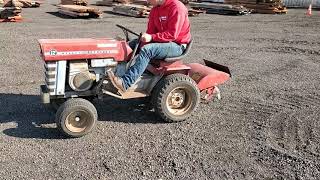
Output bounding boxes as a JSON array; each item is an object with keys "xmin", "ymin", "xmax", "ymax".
[{"xmin": 0, "ymin": 1, "xmax": 320, "ymax": 179}]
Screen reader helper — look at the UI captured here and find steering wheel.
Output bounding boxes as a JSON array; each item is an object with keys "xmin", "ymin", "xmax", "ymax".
[
  {"xmin": 116, "ymin": 24, "xmax": 142, "ymax": 69},
  {"xmin": 116, "ymin": 24, "xmax": 139, "ymax": 42}
]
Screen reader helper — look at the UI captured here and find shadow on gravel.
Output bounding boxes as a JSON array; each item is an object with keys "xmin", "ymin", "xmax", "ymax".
[
  {"xmin": 46, "ymin": 12, "xmax": 100, "ymax": 20},
  {"xmin": 0, "ymin": 94, "xmax": 162, "ymax": 139},
  {"xmin": 95, "ymin": 97, "xmax": 163, "ymax": 124},
  {"xmin": 0, "ymin": 93, "xmax": 65, "ymax": 139},
  {"xmin": 46, "ymin": 12, "xmax": 75, "ymax": 19}
]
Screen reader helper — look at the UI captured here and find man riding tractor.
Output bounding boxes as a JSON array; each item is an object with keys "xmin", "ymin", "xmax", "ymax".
[
  {"xmin": 108, "ymin": 0, "xmax": 191, "ymax": 94},
  {"xmin": 39, "ymin": 0, "xmax": 231, "ymax": 138}
]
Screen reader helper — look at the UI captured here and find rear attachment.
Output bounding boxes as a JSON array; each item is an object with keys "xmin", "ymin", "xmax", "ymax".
[
  {"xmin": 203, "ymin": 59, "xmax": 231, "ymax": 77},
  {"xmin": 187, "ymin": 59, "xmax": 231, "ymax": 102}
]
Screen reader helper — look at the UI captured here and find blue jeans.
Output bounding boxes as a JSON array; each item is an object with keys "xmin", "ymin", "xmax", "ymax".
[{"xmin": 119, "ymin": 40, "xmax": 185, "ymax": 89}]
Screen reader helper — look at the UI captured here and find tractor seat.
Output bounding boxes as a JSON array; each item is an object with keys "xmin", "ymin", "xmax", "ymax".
[{"xmin": 164, "ymin": 39, "xmax": 193, "ymax": 62}]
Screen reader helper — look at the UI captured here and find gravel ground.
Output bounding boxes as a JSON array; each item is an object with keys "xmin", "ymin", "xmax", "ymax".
[{"xmin": 0, "ymin": 1, "xmax": 320, "ymax": 179}]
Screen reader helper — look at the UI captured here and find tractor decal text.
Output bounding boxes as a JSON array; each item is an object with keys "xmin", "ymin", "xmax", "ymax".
[{"xmin": 44, "ymin": 50, "xmax": 119, "ymax": 56}]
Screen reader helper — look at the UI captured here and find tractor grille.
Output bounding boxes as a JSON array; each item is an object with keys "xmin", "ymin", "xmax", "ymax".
[{"xmin": 44, "ymin": 62, "xmax": 57, "ymax": 95}]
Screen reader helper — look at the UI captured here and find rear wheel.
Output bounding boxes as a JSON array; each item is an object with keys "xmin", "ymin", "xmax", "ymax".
[
  {"xmin": 55, "ymin": 98, "xmax": 97, "ymax": 138},
  {"xmin": 152, "ymin": 74, "xmax": 200, "ymax": 122}
]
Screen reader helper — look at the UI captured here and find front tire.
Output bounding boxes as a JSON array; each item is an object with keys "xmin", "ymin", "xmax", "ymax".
[
  {"xmin": 55, "ymin": 98, "xmax": 97, "ymax": 138},
  {"xmin": 152, "ymin": 74, "xmax": 200, "ymax": 122}
]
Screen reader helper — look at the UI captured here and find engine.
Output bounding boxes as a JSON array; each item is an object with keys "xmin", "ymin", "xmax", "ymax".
[
  {"xmin": 69, "ymin": 61, "xmax": 96, "ymax": 92},
  {"xmin": 43, "ymin": 58, "xmax": 118, "ymax": 97},
  {"xmin": 68, "ymin": 59, "xmax": 118, "ymax": 92}
]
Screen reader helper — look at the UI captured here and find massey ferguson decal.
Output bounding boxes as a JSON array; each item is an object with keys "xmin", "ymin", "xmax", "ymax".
[{"xmin": 44, "ymin": 50, "xmax": 119, "ymax": 56}]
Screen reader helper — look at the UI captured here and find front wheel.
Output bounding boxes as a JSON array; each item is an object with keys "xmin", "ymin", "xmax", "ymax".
[
  {"xmin": 55, "ymin": 98, "xmax": 97, "ymax": 138},
  {"xmin": 152, "ymin": 74, "xmax": 200, "ymax": 122}
]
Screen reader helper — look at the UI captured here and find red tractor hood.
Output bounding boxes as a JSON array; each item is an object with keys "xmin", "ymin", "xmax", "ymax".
[{"xmin": 38, "ymin": 38, "xmax": 132, "ymax": 61}]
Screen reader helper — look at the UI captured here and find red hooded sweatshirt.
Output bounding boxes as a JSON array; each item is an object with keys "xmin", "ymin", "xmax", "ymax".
[{"xmin": 147, "ymin": 0, "xmax": 191, "ymax": 44}]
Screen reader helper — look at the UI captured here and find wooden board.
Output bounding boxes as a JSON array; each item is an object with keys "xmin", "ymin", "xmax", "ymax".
[
  {"xmin": 253, "ymin": 8, "xmax": 287, "ymax": 14},
  {"xmin": 2, "ymin": 0, "xmax": 41, "ymax": 7},
  {"xmin": 112, "ymin": 4, "xmax": 150, "ymax": 17},
  {"xmin": 96, "ymin": 0, "xmax": 148, "ymax": 6},
  {"xmin": 190, "ymin": 2, "xmax": 240, "ymax": 10},
  {"xmin": 0, "ymin": 15, "xmax": 22, "ymax": 22},
  {"xmin": 96, "ymin": 0, "xmax": 115, "ymax": 6},
  {"xmin": 0, "ymin": 7, "xmax": 22, "ymax": 19},
  {"xmin": 188, "ymin": 9, "xmax": 205, "ymax": 16},
  {"xmin": 58, "ymin": 5, "xmax": 103, "ymax": 18},
  {"xmin": 189, "ymin": 2, "xmax": 250, "ymax": 15},
  {"xmin": 58, "ymin": 9, "xmax": 89, "ymax": 17},
  {"xmin": 61, "ymin": 0, "xmax": 88, "ymax": 6},
  {"xmin": 224, "ymin": 0, "xmax": 287, "ymax": 14},
  {"xmin": 58, "ymin": 5, "xmax": 95, "ymax": 13}
]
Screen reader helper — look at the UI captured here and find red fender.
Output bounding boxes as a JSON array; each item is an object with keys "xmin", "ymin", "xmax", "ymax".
[
  {"xmin": 187, "ymin": 61, "xmax": 231, "ymax": 90},
  {"xmin": 147, "ymin": 60, "xmax": 191, "ymax": 75}
]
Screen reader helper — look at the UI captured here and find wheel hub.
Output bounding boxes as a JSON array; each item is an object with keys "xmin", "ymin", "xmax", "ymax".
[
  {"xmin": 170, "ymin": 91, "xmax": 185, "ymax": 108},
  {"xmin": 166, "ymin": 87, "xmax": 192, "ymax": 116},
  {"xmin": 75, "ymin": 116, "xmax": 80, "ymax": 122},
  {"xmin": 66, "ymin": 110, "xmax": 91, "ymax": 133}
]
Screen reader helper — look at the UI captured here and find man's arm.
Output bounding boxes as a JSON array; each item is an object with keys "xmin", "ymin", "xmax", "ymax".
[{"xmin": 151, "ymin": 6, "xmax": 185, "ymax": 42}]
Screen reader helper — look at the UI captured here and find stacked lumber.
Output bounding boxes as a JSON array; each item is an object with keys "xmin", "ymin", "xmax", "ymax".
[
  {"xmin": 130, "ymin": 0, "xmax": 148, "ymax": 5},
  {"xmin": 58, "ymin": 5, "xmax": 103, "ymax": 18},
  {"xmin": 224, "ymin": 0, "xmax": 287, "ymax": 14},
  {"xmin": 96, "ymin": 0, "xmax": 115, "ymax": 6},
  {"xmin": 96, "ymin": 0, "xmax": 148, "ymax": 6},
  {"xmin": 2, "ymin": 0, "xmax": 40, "ymax": 8},
  {"xmin": 96, "ymin": 0, "xmax": 128, "ymax": 6},
  {"xmin": 189, "ymin": 2, "xmax": 251, "ymax": 15},
  {"xmin": 188, "ymin": 8, "xmax": 205, "ymax": 16},
  {"xmin": 112, "ymin": 4, "xmax": 150, "ymax": 17},
  {"xmin": 61, "ymin": 0, "xmax": 88, "ymax": 6},
  {"xmin": 0, "ymin": 7, "xmax": 22, "ymax": 21},
  {"xmin": 200, "ymin": 0, "xmax": 224, "ymax": 3}
]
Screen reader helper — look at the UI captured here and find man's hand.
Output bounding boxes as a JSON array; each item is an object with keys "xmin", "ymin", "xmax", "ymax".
[{"xmin": 141, "ymin": 33, "xmax": 152, "ymax": 43}]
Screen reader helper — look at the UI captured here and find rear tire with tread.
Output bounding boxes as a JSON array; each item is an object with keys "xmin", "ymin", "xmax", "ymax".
[{"xmin": 151, "ymin": 74, "xmax": 200, "ymax": 122}]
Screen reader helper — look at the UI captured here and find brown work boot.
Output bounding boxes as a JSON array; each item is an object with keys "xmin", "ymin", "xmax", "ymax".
[{"xmin": 107, "ymin": 70, "xmax": 126, "ymax": 94}]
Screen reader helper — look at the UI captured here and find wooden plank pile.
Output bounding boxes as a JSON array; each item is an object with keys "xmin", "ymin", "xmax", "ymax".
[
  {"xmin": 0, "ymin": 7, "xmax": 22, "ymax": 22},
  {"xmin": 61, "ymin": 0, "xmax": 88, "ymax": 6},
  {"xmin": 187, "ymin": 8, "xmax": 205, "ymax": 16},
  {"xmin": 96, "ymin": 0, "xmax": 129, "ymax": 6},
  {"xmin": 58, "ymin": 4, "xmax": 103, "ymax": 18},
  {"xmin": 224, "ymin": 0, "xmax": 287, "ymax": 14},
  {"xmin": 189, "ymin": 2, "xmax": 251, "ymax": 15},
  {"xmin": 178, "ymin": 0, "xmax": 206, "ymax": 16},
  {"xmin": 98, "ymin": 0, "xmax": 205, "ymax": 17},
  {"xmin": 112, "ymin": 3, "xmax": 150, "ymax": 17},
  {"xmin": 2, "ymin": 0, "xmax": 40, "ymax": 8},
  {"xmin": 96, "ymin": 0, "xmax": 148, "ymax": 6}
]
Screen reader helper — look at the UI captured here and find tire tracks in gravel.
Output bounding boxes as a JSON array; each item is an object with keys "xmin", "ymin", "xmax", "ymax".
[
  {"xmin": 196, "ymin": 42, "xmax": 320, "ymax": 57},
  {"xmin": 224, "ymin": 91, "xmax": 320, "ymax": 179},
  {"xmin": 266, "ymin": 46, "xmax": 320, "ymax": 56},
  {"xmin": 249, "ymin": 38, "xmax": 320, "ymax": 47},
  {"xmin": 249, "ymin": 38, "xmax": 320, "ymax": 56}
]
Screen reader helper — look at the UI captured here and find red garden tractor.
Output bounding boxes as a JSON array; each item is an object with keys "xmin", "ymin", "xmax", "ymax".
[{"xmin": 39, "ymin": 24, "xmax": 231, "ymax": 137}]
